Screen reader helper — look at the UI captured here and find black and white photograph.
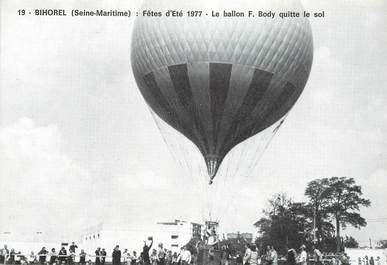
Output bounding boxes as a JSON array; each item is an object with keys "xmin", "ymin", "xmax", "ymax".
[{"xmin": 0, "ymin": 0, "xmax": 386, "ymax": 265}]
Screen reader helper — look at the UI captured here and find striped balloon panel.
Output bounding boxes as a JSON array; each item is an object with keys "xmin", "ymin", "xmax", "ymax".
[{"xmin": 138, "ymin": 62, "xmax": 301, "ymax": 161}]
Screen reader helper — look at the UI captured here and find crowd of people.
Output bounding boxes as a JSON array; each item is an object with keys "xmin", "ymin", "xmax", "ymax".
[
  {"xmin": 104, "ymin": 240, "xmax": 193, "ymax": 265},
  {"xmin": 238, "ymin": 244, "xmax": 280, "ymax": 265},
  {"xmin": 357, "ymin": 256, "xmax": 382, "ymax": 265},
  {"xmin": 1, "ymin": 241, "xmax": 383, "ymax": 265},
  {"xmin": 0, "ymin": 240, "xmax": 193, "ymax": 265},
  {"xmin": 0, "ymin": 243, "xmax": 86, "ymax": 265},
  {"xmin": 219, "ymin": 243, "xmax": 360, "ymax": 265}
]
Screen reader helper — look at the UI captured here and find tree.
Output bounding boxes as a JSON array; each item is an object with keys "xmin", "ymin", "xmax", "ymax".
[
  {"xmin": 254, "ymin": 178, "xmax": 370, "ymax": 254},
  {"xmin": 254, "ymin": 193, "xmax": 308, "ymax": 254},
  {"xmin": 305, "ymin": 179, "xmax": 336, "ymax": 249},
  {"xmin": 343, "ymin": 236, "xmax": 359, "ymax": 248},
  {"xmin": 377, "ymin": 240, "xmax": 387, "ymax": 249},
  {"xmin": 322, "ymin": 177, "xmax": 371, "ymax": 252}
]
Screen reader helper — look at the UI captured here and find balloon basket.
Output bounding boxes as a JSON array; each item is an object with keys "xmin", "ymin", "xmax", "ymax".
[{"xmin": 197, "ymin": 247, "xmax": 223, "ymax": 265}]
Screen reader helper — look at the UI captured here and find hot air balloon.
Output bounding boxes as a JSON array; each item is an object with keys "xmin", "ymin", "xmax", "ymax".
[{"xmin": 131, "ymin": 0, "xmax": 313, "ymax": 184}]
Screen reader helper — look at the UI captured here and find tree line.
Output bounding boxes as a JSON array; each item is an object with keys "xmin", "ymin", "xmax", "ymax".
[{"xmin": 254, "ymin": 177, "xmax": 371, "ymax": 254}]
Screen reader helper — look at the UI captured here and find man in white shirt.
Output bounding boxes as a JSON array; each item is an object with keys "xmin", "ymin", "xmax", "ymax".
[
  {"xmin": 243, "ymin": 244, "xmax": 252, "ymax": 265},
  {"xmin": 1, "ymin": 245, "xmax": 9, "ymax": 265},
  {"xmin": 179, "ymin": 247, "xmax": 191, "ymax": 265},
  {"xmin": 298, "ymin": 245, "xmax": 307, "ymax": 265},
  {"xmin": 271, "ymin": 247, "xmax": 278, "ymax": 265},
  {"xmin": 157, "ymin": 243, "xmax": 165, "ymax": 265}
]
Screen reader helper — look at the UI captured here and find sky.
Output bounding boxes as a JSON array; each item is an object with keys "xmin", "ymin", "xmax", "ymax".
[{"xmin": 0, "ymin": 0, "xmax": 386, "ymax": 247}]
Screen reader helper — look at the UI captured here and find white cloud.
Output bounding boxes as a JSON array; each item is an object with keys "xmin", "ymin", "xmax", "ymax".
[
  {"xmin": 306, "ymin": 46, "xmax": 343, "ymax": 109},
  {"xmin": 0, "ymin": 118, "xmax": 94, "ymax": 239}
]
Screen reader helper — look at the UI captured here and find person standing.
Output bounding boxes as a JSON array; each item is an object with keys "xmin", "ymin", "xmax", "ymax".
[
  {"xmin": 375, "ymin": 257, "xmax": 381, "ymax": 265},
  {"xmin": 14, "ymin": 251, "xmax": 22, "ymax": 265},
  {"xmin": 95, "ymin": 248, "xmax": 101, "ymax": 265},
  {"xmin": 286, "ymin": 249, "xmax": 297, "ymax": 265},
  {"xmin": 370, "ymin": 257, "xmax": 375, "ymax": 265},
  {"xmin": 127, "ymin": 250, "xmax": 133, "ymax": 265},
  {"xmin": 235, "ymin": 251, "xmax": 243, "ymax": 265},
  {"xmin": 2, "ymin": 245, "xmax": 10, "ymax": 265},
  {"xmin": 8, "ymin": 249, "xmax": 15, "ymax": 265},
  {"xmin": 130, "ymin": 252, "xmax": 138, "ymax": 265},
  {"xmin": 58, "ymin": 247, "xmax": 67, "ymax": 265},
  {"xmin": 165, "ymin": 251, "xmax": 172, "ymax": 265},
  {"xmin": 0, "ymin": 245, "xmax": 8, "ymax": 265},
  {"xmin": 298, "ymin": 245, "xmax": 307, "ymax": 265},
  {"xmin": 69, "ymin": 244, "xmax": 78, "ymax": 255},
  {"xmin": 139, "ymin": 252, "xmax": 144, "ymax": 265},
  {"xmin": 38, "ymin": 247, "xmax": 48, "ymax": 265},
  {"xmin": 142, "ymin": 239, "xmax": 153, "ymax": 265},
  {"xmin": 265, "ymin": 246, "xmax": 273, "ymax": 265},
  {"xmin": 68, "ymin": 243, "xmax": 77, "ymax": 265},
  {"xmin": 341, "ymin": 253, "xmax": 350, "ymax": 265},
  {"xmin": 243, "ymin": 244, "xmax": 252, "ymax": 265},
  {"xmin": 150, "ymin": 250, "xmax": 157, "ymax": 265},
  {"xmin": 0, "ymin": 249, "xmax": 5, "ymax": 265},
  {"xmin": 28, "ymin": 252, "xmax": 37, "ymax": 264},
  {"xmin": 100, "ymin": 249, "xmax": 106, "ymax": 265},
  {"xmin": 248, "ymin": 245, "xmax": 259, "ymax": 265},
  {"xmin": 112, "ymin": 246, "xmax": 121, "ymax": 265},
  {"xmin": 179, "ymin": 247, "xmax": 191, "ymax": 265},
  {"xmin": 171, "ymin": 253, "xmax": 179, "ymax": 265},
  {"xmin": 220, "ymin": 245, "xmax": 231, "ymax": 265},
  {"xmin": 271, "ymin": 247, "xmax": 278, "ymax": 265},
  {"xmin": 122, "ymin": 249, "xmax": 128, "ymax": 265},
  {"xmin": 79, "ymin": 250, "xmax": 87, "ymax": 265},
  {"xmin": 49, "ymin": 248, "xmax": 57, "ymax": 265},
  {"xmin": 157, "ymin": 244, "xmax": 165, "ymax": 265}
]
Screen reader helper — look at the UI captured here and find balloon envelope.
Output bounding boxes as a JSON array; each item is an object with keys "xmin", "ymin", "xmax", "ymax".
[{"xmin": 131, "ymin": 0, "xmax": 313, "ymax": 182}]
